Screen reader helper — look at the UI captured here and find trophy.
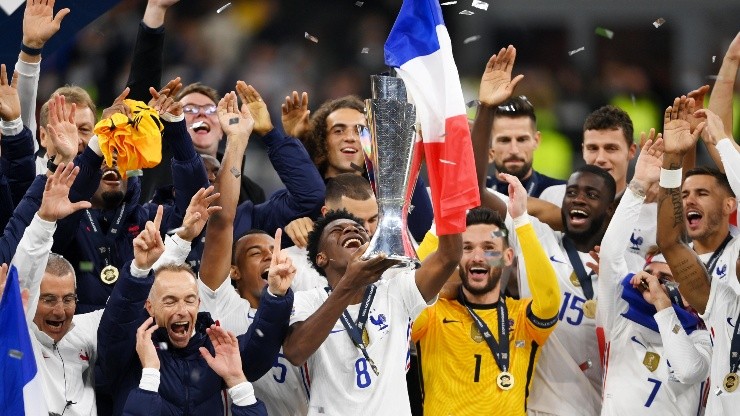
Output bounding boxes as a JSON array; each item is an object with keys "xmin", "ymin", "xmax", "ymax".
[{"xmin": 360, "ymin": 74, "xmax": 422, "ymax": 269}]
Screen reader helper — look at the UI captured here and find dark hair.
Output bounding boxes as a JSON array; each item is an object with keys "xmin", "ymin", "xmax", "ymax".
[
  {"xmin": 583, "ymin": 105, "xmax": 634, "ymax": 147},
  {"xmin": 573, "ymin": 164, "xmax": 617, "ymax": 201},
  {"xmin": 685, "ymin": 166, "xmax": 735, "ymax": 198},
  {"xmin": 492, "ymin": 96, "xmax": 536, "ymax": 125},
  {"xmin": 306, "ymin": 209, "xmax": 365, "ymax": 277},
  {"xmin": 233, "ymin": 229, "xmax": 271, "ymax": 264},
  {"xmin": 326, "ymin": 174, "xmax": 374, "ymax": 204},
  {"xmin": 466, "ymin": 207, "xmax": 509, "ymax": 247},
  {"xmin": 305, "ymin": 96, "xmax": 365, "ymax": 177},
  {"xmin": 177, "ymin": 82, "xmax": 220, "ymax": 104}
]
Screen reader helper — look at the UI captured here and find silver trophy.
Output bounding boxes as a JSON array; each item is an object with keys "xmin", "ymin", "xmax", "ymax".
[{"xmin": 360, "ymin": 74, "xmax": 422, "ymax": 269}]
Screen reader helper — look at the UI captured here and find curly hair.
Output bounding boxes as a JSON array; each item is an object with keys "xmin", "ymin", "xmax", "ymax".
[
  {"xmin": 304, "ymin": 96, "xmax": 365, "ymax": 177},
  {"xmin": 306, "ymin": 209, "xmax": 366, "ymax": 277}
]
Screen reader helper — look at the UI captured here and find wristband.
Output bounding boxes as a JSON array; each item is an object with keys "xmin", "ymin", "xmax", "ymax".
[
  {"xmin": 659, "ymin": 168, "xmax": 682, "ymax": 189},
  {"xmin": 512, "ymin": 214, "xmax": 530, "ymax": 228},
  {"xmin": 46, "ymin": 157, "xmax": 59, "ymax": 173},
  {"xmin": 20, "ymin": 43, "xmax": 42, "ymax": 56}
]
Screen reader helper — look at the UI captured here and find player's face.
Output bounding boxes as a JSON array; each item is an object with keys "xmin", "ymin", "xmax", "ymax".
[
  {"xmin": 459, "ymin": 223, "xmax": 513, "ymax": 296},
  {"xmin": 644, "ymin": 261, "xmax": 689, "ymax": 308},
  {"xmin": 325, "ymin": 195, "xmax": 379, "ymax": 237},
  {"xmin": 682, "ymin": 174, "xmax": 734, "ymax": 242},
  {"xmin": 582, "ymin": 128, "xmax": 636, "ymax": 188},
  {"xmin": 234, "ymin": 233, "xmax": 275, "ymax": 300},
  {"xmin": 324, "ymin": 108, "xmax": 366, "ymax": 178},
  {"xmin": 561, "ymin": 172, "xmax": 613, "ymax": 239},
  {"xmin": 92, "ymin": 159, "xmax": 128, "ymax": 209},
  {"xmin": 316, "ymin": 219, "xmax": 369, "ymax": 274},
  {"xmin": 33, "ymin": 273, "xmax": 76, "ymax": 343},
  {"xmin": 182, "ymin": 92, "xmax": 222, "ymax": 156},
  {"xmin": 489, "ymin": 116, "xmax": 539, "ymax": 180},
  {"xmin": 145, "ymin": 270, "xmax": 200, "ymax": 349}
]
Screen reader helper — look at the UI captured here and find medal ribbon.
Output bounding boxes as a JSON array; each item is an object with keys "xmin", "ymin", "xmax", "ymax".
[
  {"xmin": 562, "ymin": 236, "xmax": 595, "ymax": 300},
  {"xmin": 325, "ymin": 284, "xmax": 379, "ymax": 376},
  {"xmin": 459, "ymin": 286, "xmax": 510, "ymax": 373},
  {"xmin": 705, "ymin": 233, "xmax": 732, "ymax": 277},
  {"xmin": 83, "ymin": 202, "xmax": 127, "ymax": 270}
]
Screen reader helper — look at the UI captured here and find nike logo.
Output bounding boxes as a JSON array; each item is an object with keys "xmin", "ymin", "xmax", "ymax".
[
  {"xmin": 630, "ymin": 336, "xmax": 646, "ymax": 349},
  {"xmin": 549, "ymin": 256, "xmax": 566, "ymax": 264},
  {"xmin": 443, "ymin": 318, "xmax": 461, "ymax": 324},
  {"xmin": 728, "ymin": 317, "xmax": 735, "ymax": 328}
]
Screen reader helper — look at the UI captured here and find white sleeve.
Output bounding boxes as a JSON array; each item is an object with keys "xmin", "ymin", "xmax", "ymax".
[
  {"xmin": 400, "ymin": 269, "xmax": 433, "ymax": 319},
  {"xmin": 14, "ymin": 57, "xmax": 40, "ymax": 146},
  {"xmin": 538, "ymin": 185, "xmax": 565, "ymax": 207},
  {"xmin": 290, "ymin": 290, "xmax": 320, "ymax": 325},
  {"xmin": 717, "ymin": 138, "xmax": 740, "ymax": 198},
  {"xmin": 10, "ymin": 214, "xmax": 56, "ymax": 320},
  {"xmin": 598, "ymin": 187, "xmax": 644, "ymax": 330},
  {"xmin": 152, "ymin": 234, "xmax": 192, "ymax": 271},
  {"xmin": 197, "ymin": 277, "xmax": 242, "ymax": 318},
  {"xmin": 654, "ymin": 308, "xmax": 711, "ymax": 384}
]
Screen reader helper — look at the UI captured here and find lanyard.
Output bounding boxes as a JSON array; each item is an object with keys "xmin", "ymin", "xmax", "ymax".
[
  {"xmin": 730, "ymin": 308, "xmax": 740, "ymax": 374},
  {"xmin": 562, "ymin": 236, "xmax": 594, "ymax": 300},
  {"xmin": 705, "ymin": 233, "xmax": 733, "ymax": 276},
  {"xmin": 459, "ymin": 286, "xmax": 510, "ymax": 373},
  {"xmin": 325, "ymin": 284, "xmax": 379, "ymax": 376},
  {"xmin": 83, "ymin": 203, "xmax": 127, "ymax": 268}
]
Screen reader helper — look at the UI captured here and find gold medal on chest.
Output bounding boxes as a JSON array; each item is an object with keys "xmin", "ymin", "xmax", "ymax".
[
  {"xmin": 496, "ymin": 371, "xmax": 514, "ymax": 390},
  {"xmin": 724, "ymin": 373, "xmax": 739, "ymax": 392},
  {"xmin": 100, "ymin": 265, "xmax": 119, "ymax": 284},
  {"xmin": 583, "ymin": 299, "xmax": 597, "ymax": 319}
]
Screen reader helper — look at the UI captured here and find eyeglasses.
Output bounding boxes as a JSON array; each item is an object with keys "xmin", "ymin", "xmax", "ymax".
[
  {"xmin": 182, "ymin": 104, "xmax": 218, "ymax": 115},
  {"xmin": 39, "ymin": 294, "xmax": 77, "ymax": 309}
]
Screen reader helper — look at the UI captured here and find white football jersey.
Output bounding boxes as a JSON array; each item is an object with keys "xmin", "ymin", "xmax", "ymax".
[
  {"xmin": 290, "ymin": 269, "xmax": 428, "ymax": 416},
  {"xmin": 285, "ymin": 245, "xmax": 328, "ymax": 292},
  {"xmin": 696, "ymin": 236, "xmax": 740, "ymax": 294},
  {"xmin": 701, "ymin": 277, "xmax": 740, "ymax": 415},
  {"xmin": 198, "ymin": 279, "xmax": 309, "ymax": 416}
]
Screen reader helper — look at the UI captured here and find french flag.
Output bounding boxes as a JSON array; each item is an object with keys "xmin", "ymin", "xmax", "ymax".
[
  {"xmin": 385, "ymin": 0, "xmax": 480, "ymax": 235},
  {"xmin": 0, "ymin": 266, "xmax": 47, "ymax": 415}
]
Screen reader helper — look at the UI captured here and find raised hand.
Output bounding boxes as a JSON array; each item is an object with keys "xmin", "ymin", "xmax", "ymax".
[
  {"xmin": 694, "ymin": 108, "xmax": 731, "ymax": 146},
  {"xmin": 662, "ymin": 96, "xmax": 704, "ymax": 156},
  {"xmin": 38, "ymin": 162, "xmax": 91, "ymax": 221},
  {"xmin": 341, "ymin": 241, "xmax": 399, "ymax": 289},
  {"xmin": 135, "ymin": 317, "xmax": 160, "ymax": 370},
  {"xmin": 143, "ymin": 0, "xmax": 180, "ymax": 28},
  {"xmin": 585, "ymin": 245, "xmax": 601, "ymax": 276},
  {"xmin": 632, "ymin": 135, "xmax": 664, "ymax": 188},
  {"xmin": 630, "ymin": 271, "xmax": 671, "ymax": 310},
  {"xmin": 235, "ymin": 81, "xmax": 273, "ymax": 136},
  {"xmin": 101, "ymin": 87, "xmax": 131, "ymax": 120},
  {"xmin": 284, "ymin": 216, "xmax": 314, "ymax": 249},
  {"xmin": 281, "ymin": 91, "xmax": 311, "ymax": 139},
  {"xmin": 148, "ymin": 77, "xmax": 183, "ymax": 116},
  {"xmin": 267, "ymin": 229, "xmax": 295, "ymax": 296},
  {"xmin": 22, "ymin": 0, "xmax": 70, "ymax": 50},
  {"xmin": 725, "ymin": 31, "xmax": 740, "ymax": 62},
  {"xmin": 686, "ymin": 85, "xmax": 710, "ymax": 133},
  {"xmin": 478, "ymin": 45, "xmax": 524, "ymax": 107},
  {"xmin": 217, "ymin": 91, "xmax": 254, "ymax": 142},
  {"xmin": 498, "ymin": 172, "xmax": 527, "ymax": 219},
  {"xmin": 199, "ymin": 325, "xmax": 247, "ymax": 388},
  {"xmin": 176, "ymin": 186, "xmax": 221, "ymax": 242},
  {"xmin": 133, "ymin": 205, "xmax": 165, "ymax": 270},
  {"xmin": 46, "ymin": 94, "xmax": 79, "ymax": 163},
  {"xmin": 0, "ymin": 64, "xmax": 20, "ymax": 121}
]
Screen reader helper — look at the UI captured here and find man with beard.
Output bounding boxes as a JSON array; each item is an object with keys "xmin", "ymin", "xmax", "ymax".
[
  {"xmin": 411, "ymin": 175, "xmax": 559, "ymax": 415},
  {"xmin": 484, "ymin": 95, "xmax": 565, "ymax": 197}
]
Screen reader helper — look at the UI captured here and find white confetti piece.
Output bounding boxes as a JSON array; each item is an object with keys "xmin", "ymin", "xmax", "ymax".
[
  {"xmin": 256, "ymin": 329, "xmax": 264, "ymax": 337},
  {"xmin": 361, "ymin": 47, "xmax": 370, "ymax": 54},
  {"xmin": 459, "ymin": 9, "xmax": 474, "ymax": 15},
  {"xmin": 712, "ymin": 56, "xmax": 716, "ymax": 63},
  {"xmin": 216, "ymin": 2, "xmax": 231, "ymax": 13},
  {"xmin": 595, "ymin": 27, "xmax": 614, "ymax": 39},
  {"xmin": 568, "ymin": 47, "xmax": 585, "ymax": 56},
  {"xmin": 707, "ymin": 75, "xmax": 718, "ymax": 80},
  {"xmin": 471, "ymin": 0, "xmax": 488, "ymax": 11},
  {"xmin": 8, "ymin": 349, "xmax": 22, "ymax": 359},
  {"xmin": 463, "ymin": 35, "xmax": 481, "ymax": 44},
  {"xmin": 630, "ymin": 94, "xmax": 636, "ymax": 106},
  {"xmin": 304, "ymin": 32, "xmax": 319, "ymax": 43},
  {"xmin": 441, "ymin": 1, "xmax": 457, "ymax": 5},
  {"xmin": 355, "ymin": 1, "xmax": 364, "ymax": 6},
  {"xmin": 653, "ymin": 18, "xmax": 665, "ymax": 28},
  {"xmin": 158, "ymin": 342, "xmax": 168, "ymax": 351},
  {"xmin": 439, "ymin": 159, "xmax": 457, "ymax": 165}
]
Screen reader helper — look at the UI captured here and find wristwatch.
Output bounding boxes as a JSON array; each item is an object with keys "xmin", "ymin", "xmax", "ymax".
[{"xmin": 47, "ymin": 157, "xmax": 59, "ymax": 173}]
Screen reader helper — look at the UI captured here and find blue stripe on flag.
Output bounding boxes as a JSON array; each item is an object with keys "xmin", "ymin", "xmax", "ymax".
[
  {"xmin": 384, "ymin": 0, "xmax": 444, "ymax": 68},
  {"xmin": 0, "ymin": 265, "xmax": 38, "ymax": 415}
]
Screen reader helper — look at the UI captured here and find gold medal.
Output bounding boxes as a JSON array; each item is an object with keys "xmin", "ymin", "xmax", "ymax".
[
  {"xmin": 583, "ymin": 299, "xmax": 597, "ymax": 319},
  {"xmin": 642, "ymin": 351, "xmax": 660, "ymax": 372},
  {"xmin": 569, "ymin": 272, "xmax": 581, "ymax": 287},
  {"xmin": 470, "ymin": 323, "xmax": 484, "ymax": 343},
  {"xmin": 724, "ymin": 373, "xmax": 739, "ymax": 392},
  {"xmin": 362, "ymin": 327, "xmax": 370, "ymax": 347},
  {"xmin": 496, "ymin": 371, "xmax": 514, "ymax": 390},
  {"xmin": 100, "ymin": 265, "xmax": 119, "ymax": 284}
]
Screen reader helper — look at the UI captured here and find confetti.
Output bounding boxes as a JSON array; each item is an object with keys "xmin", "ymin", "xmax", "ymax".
[
  {"xmin": 595, "ymin": 27, "xmax": 614, "ymax": 39},
  {"xmin": 653, "ymin": 18, "xmax": 665, "ymax": 28},
  {"xmin": 568, "ymin": 47, "xmax": 585, "ymax": 56},
  {"xmin": 471, "ymin": 0, "xmax": 488, "ymax": 11},
  {"xmin": 459, "ymin": 9, "xmax": 474, "ymax": 15},
  {"xmin": 707, "ymin": 75, "xmax": 718, "ymax": 80},
  {"xmin": 230, "ymin": 167, "xmax": 242, "ymax": 178},
  {"xmin": 304, "ymin": 32, "xmax": 319, "ymax": 43},
  {"xmin": 256, "ymin": 329, "xmax": 264, "ymax": 338},
  {"xmin": 216, "ymin": 2, "xmax": 231, "ymax": 13},
  {"xmin": 712, "ymin": 56, "xmax": 716, "ymax": 63},
  {"xmin": 158, "ymin": 342, "xmax": 168, "ymax": 350},
  {"xmin": 361, "ymin": 47, "xmax": 370, "ymax": 54},
  {"xmin": 466, "ymin": 99, "xmax": 480, "ymax": 108},
  {"xmin": 409, "ymin": 204, "xmax": 415, "ymax": 213},
  {"xmin": 441, "ymin": 1, "xmax": 457, "ymax": 5},
  {"xmin": 79, "ymin": 261, "xmax": 94, "ymax": 272},
  {"xmin": 439, "ymin": 159, "xmax": 457, "ymax": 165},
  {"xmin": 630, "ymin": 94, "xmax": 636, "ymax": 106},
  {"xmin": 463, "ymin": 35, "xmax": 481, "ymax": 44},
  {"xmin": 515, "ymin": 340, "xmax": 525, "ymax": 348},
  {"xmin": 355, "ymin": 1, "xmax": 364, "ymax": 6},
  {"xmin": 8, "ymin": 349, "xmax": 22, "ymax": 359}
]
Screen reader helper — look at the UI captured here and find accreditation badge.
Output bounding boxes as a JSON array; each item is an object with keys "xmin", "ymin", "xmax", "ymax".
[
  {"xmin": 100, "ymin": 265, "xmax": 119, "ymax": 284},
  {"xmin": 496, "ymin": 371, "xmax": 514, "ymax": 390}
]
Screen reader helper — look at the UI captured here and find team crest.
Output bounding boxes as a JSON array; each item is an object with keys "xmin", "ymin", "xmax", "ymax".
[
  {"xmin": 370, "ymin": 314, "xmax": 388, "ymax": 330},
  {"xmin": 629, "ymin": 232, "xmax": 643, "ymax": 252},
  {"xmin": 716, "ymin": 264, "xmax": 728, "ymax": 278}
]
